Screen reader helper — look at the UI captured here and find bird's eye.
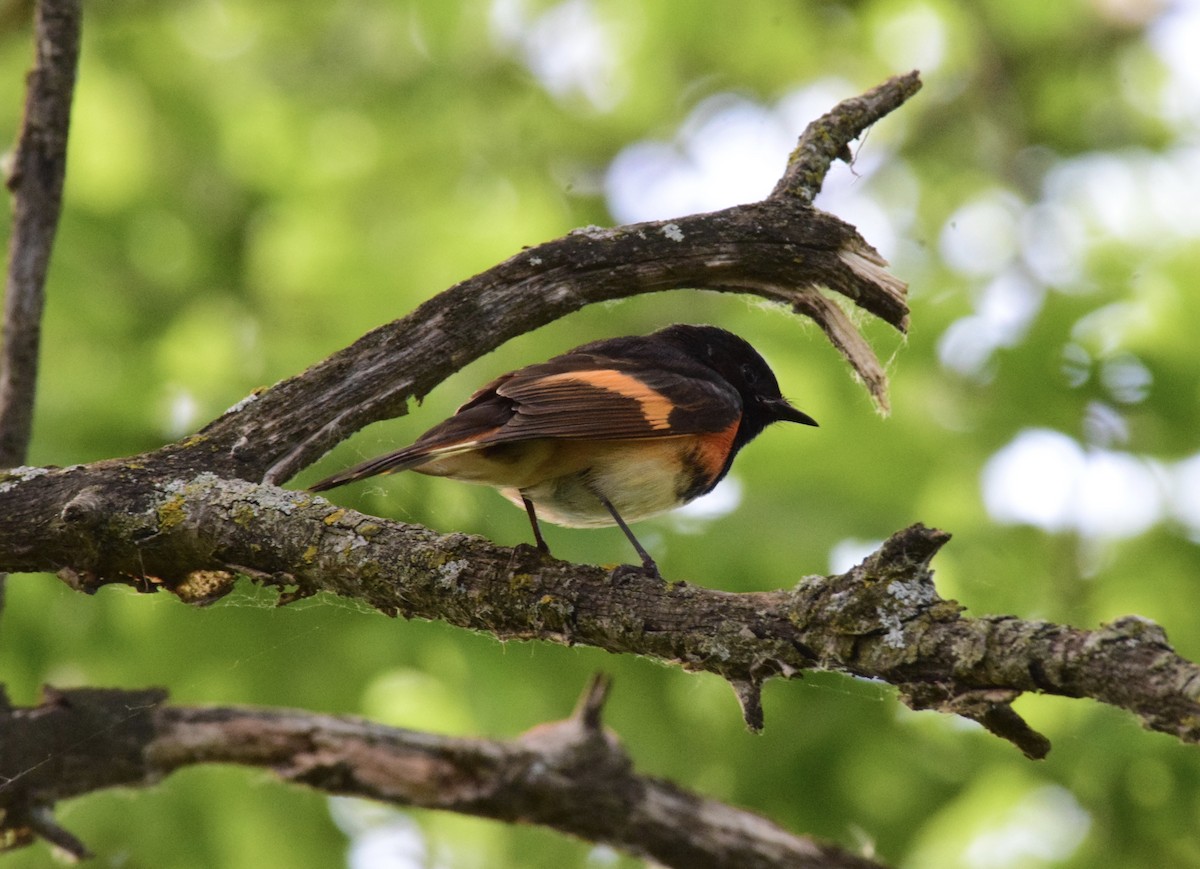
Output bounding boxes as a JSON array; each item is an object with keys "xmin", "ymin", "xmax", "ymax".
[{"xmin": 740, "ymin": 363, "xmax": 758, "ymax": 384}]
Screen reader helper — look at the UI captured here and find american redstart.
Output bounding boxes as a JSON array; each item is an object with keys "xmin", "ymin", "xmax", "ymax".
[{"xmin": 311, "ymin": 324, "xmax": 817, "ymax": 575}]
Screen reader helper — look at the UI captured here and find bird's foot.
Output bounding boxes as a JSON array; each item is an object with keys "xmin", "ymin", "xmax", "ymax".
[{"xmin": 610, "ymin": 559, "xmax": 662, "ymax": 583}]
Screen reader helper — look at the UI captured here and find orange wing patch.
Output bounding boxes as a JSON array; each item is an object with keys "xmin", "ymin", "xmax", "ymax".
[{"xmin": 538, "ymin": 370, "xmax": 674, "ymax": 430}]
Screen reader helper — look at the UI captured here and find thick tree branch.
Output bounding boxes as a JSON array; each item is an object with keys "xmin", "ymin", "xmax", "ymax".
[
  {"xmin": 3, "ymin": 469, "xmax": 1198, "ymax": 758},
  {"xmin": 0, "ymin": 680, "xmax": 886, "ymax": 869}
]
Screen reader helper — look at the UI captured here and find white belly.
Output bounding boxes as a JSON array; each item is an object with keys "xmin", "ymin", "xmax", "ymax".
[{"xmin": 499, "ymin": 439, "xmax": 696, "ymax": 528}]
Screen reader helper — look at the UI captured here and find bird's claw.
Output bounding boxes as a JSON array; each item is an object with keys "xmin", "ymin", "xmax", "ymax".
[{"xmin": 610, "ymin": 560, "xmax": 662, "ymax": 583}]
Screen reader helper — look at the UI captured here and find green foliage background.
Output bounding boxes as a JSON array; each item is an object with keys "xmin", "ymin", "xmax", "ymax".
[{"xmin": 2, "ymin": 1, "xmax": 1199, "ymax": 867}]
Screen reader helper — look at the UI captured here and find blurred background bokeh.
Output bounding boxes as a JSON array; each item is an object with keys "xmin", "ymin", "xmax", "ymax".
[{"xmin": 1, "ymin": 0, "xmax": 1198, "ymax": 866}]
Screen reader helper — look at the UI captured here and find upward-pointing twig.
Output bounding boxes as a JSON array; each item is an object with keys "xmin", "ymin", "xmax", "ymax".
[{"xmin": 0, "ymin": 0, "xmax": 81, "ymax": 469}]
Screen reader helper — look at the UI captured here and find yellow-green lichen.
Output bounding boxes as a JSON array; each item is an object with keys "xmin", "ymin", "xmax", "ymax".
[
  {"xmin": 231, "ymin": 503, "xmax": 257, "ymax": 527},
  {"xmin": 157, "ymin": 494, "xmax": 187, "ymax": 532}
]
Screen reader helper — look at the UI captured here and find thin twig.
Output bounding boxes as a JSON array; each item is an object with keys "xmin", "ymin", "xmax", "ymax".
[
  {"xmin": 0, "ymin": 0, "xmax": 80, "ymax": 466},
  {"xmin": 771, "ymin": 71, "xmax": 921, "ymax": 205}
]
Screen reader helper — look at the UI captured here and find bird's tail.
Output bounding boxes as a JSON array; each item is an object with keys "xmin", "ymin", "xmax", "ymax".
[{"xmin": 309, "ymin": 447, "xmax": 429, "ymax": 492}]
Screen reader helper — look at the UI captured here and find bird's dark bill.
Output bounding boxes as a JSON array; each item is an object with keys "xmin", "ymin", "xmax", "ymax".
[{"xmin": 768, "ymin": 400, "xmax": 818, "ymax": 427}]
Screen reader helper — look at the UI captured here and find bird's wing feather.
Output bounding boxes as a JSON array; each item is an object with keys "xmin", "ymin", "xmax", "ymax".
[
  {"xmin": 489, "ymin": 351, "xmax": 741, "ymax": 440},
  {"xmin": 309, "ymin": 343, "xmax": 741, "ymax": 491}
]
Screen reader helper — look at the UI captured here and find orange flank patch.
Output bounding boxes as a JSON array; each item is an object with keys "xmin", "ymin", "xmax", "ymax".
[
  {"xmin": 692, "ymin": 419, "xmax": 740, "ymax": 483},
  {"xmin": 540, "ymin": 370, "xmax": 674, "ymax": 429}
]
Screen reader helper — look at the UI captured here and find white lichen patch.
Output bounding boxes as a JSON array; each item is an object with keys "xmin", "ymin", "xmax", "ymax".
[
  {"xmin": 879, "ymin": 579, "xmax": 938, "ymax": 649},
  {"xmin": 0, "ymin": 465, "xmax": 52, "ymax": 493},
  {"xmin": 661, "ymin": 223, "xmax": 684, "ymax": 242},
  {"xmin": 880, "ymin": 613, "xmax": 907, "ymax": 649},
  {"xmin": 886, "ymin": 578, "xmax": 938, "ymax": 606},
  {"xmin": 162, "ymin": 471, "xmax": 224, "ymax": 495},
  {"xmin": 437, "ymin": 559, "xmax": 470, "ymax": 586},
  {"xmin": 6, "ymin": 466, "xmax": 51, "ymax": 479},
  {"xmin": 248, "ymin": 483, "xmax": 304, "ymax": 515},
  {"xmin": 224, "ymin": 391, "xmax": 260, "ymax": 415},
  {"xmin": 569, "ymin": 224, "xmax": 611, "ymax": 239}
]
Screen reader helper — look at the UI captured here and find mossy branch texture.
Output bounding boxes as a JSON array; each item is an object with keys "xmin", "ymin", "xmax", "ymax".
[{"xmin": 3, "ymin": 466, "xmax": 1200, "ymax": 761}]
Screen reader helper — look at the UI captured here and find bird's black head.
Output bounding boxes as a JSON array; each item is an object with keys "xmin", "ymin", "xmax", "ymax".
[{"xmin": 655, "ymin": 324, "xmax": 818, "ymax": 444}]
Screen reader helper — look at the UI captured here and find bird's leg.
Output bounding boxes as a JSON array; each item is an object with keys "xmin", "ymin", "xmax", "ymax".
[
  {"xmin": 591, "ymin": 491, "xmax": 661, "ymax": 579},
  {"xmin": 520, "ymin": 494, "xmax": 551, "ymax": 554}
]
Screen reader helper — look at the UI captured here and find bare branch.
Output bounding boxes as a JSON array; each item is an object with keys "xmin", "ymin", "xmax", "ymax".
[
  {"xmin": 0, "ymin": 683, "xmax": 888, "ymax": 869},
  {"xmin": 0, "ymin": 0, "xmax": 80, "ymax": 468}
]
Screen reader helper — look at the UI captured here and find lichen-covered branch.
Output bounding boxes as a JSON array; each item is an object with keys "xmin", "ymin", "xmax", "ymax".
[
  {"xmin": 771, "ymin": 71, "xmax": 920, "ymax": 205},
  {"xmin": 0, "ymin": 680, "xmax": 887, "ymax": 869},
  {"xmin": 3, "ymin": 469, "xmax": 1198, "ymax": 759}
]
